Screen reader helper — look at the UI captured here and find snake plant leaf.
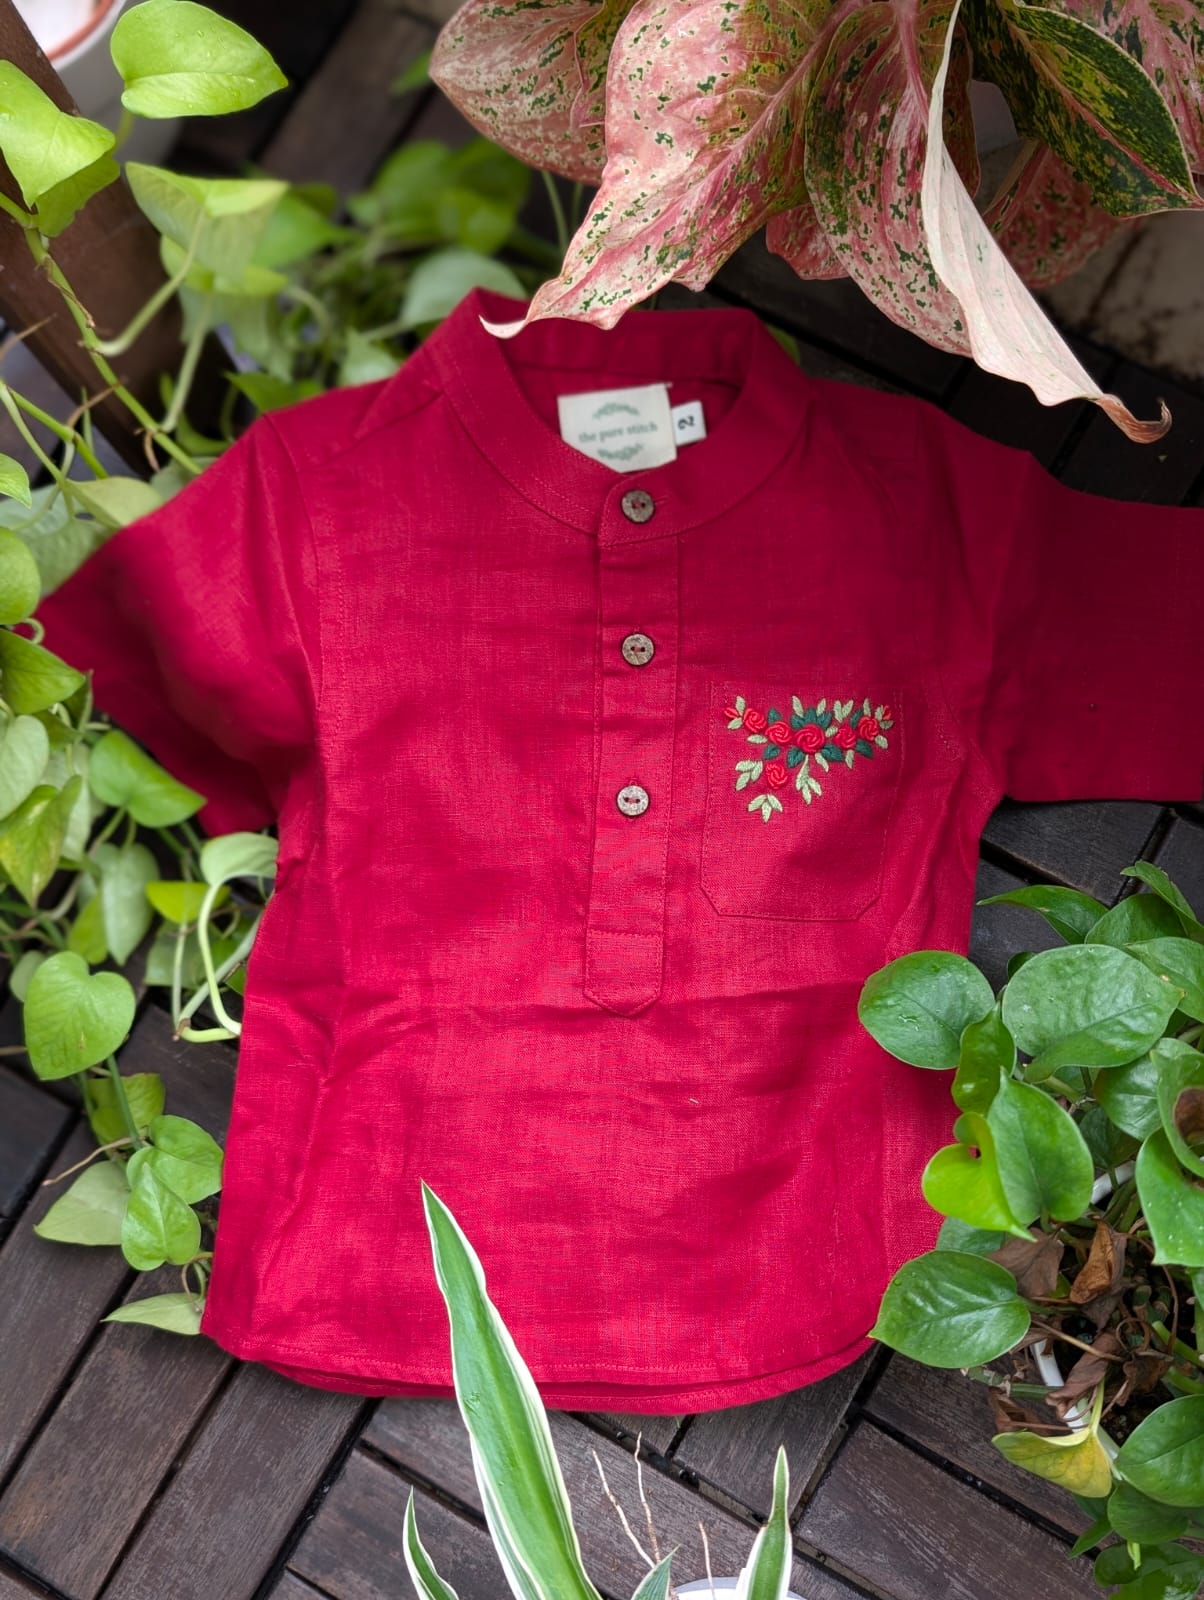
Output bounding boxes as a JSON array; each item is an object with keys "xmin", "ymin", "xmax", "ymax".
[
  {"xmin": 733, "ymin": 1445, "xmax": 791, "ymax": 1600},
  {"xmin": 430, "ymin": 0, "xmax": 632, "ymax": 184},
  {"xmin": 963, "ymin": 0, "xmax": 1198, "ymax": 214},
  {"xmin": 802, "ymin": 0, "xmax": 978, "ymax": 355},
  {"xmin": 630, "ymin": 1556, "xmax": 675, "ymax": 1600},
  {"xmin": 421, "ymin": 1181, "xmax": 603, "ymax": 1600},
  {"xmin": 921, "ymin": 0, "xmax": 1173, "ymax": 440},
  {"xmin": 403, "ymin": 1487, "xmax": 462, "ymax": 1600},
  {"xmin": 479, "ymin": 0, "xmax": 857, "ymax": 336}
]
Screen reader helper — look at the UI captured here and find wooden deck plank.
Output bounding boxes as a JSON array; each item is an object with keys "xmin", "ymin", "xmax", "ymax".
[
  {"xmin": 589, "ymin": 1411, "xmax": 681, "ymax": 1454},
  {"xmin": 362, "ymin": 1401, "xmax": 830, "ymax": 1596},
  {"xmin": 287, "ymin": 1451, "xmax": 504, "ymax": 1600},
  {"xmin": 863, "ymin": 1358, "xmax": 1089, "ymax": 1537},
  {"xmin": 0, "ymin": 1068, "xmax": 72, "ymax": 1221},
  {"xmin": 258, "ymin": 0, "xmax": 435, "ymax": 191},
  {"xmin": 0, "ymin": 1123, "xmax": 133, "ymax": 1485},
  {"xmin": 981, "ymin": 799, "xmax": 1161, "ymax": 901},
  {"xmin": 99, "ymin": 1365, "xmax": 363, "ymax": 1600},
  {"xmin": 0, "ymin": 1272, "xmax": 229, "ymax": 1600},
  {"xmin": 799, "ymin": 1423, "xmax": 1098, "ymax": 1600},
  {"xmin": 1151, "ymin": 813, "xmax": 1204, "ymax": 911},
  {"xmin": 714, "ymin": 239, "xmax": 963, "ymax": 399},
  {"xmin": 0, "ymin": 1566, "xmax": 54, "ymax": 1600},
  {"xmin": 270, "ymin": 1574, "xmax": 335, "ymax": 1600},
  {"xmin": 670, "ymin": 1353, "xmax": 874, "ymax": 1517}
]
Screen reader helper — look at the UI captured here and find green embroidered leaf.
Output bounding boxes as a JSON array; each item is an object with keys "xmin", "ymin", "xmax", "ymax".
[
  {"xmin": 747, "ymin": 733, "xmax": 767, "ymax": 744},
  {"xmin": 736, "ymin": 771, "xmax": 752, "ymax": 791},
  {"xmin": 845, "ymin": 750, "xmax": 856, "ymax": 769},
  {"xmin": 790, "ymin": 713, "xmax": 805, "ymax": 729},
  {"xmin": 856, "ymin": 738, "xmax": 875, "ymax": 758},
  {"xmin": 748, "ymin": 794, "xmax": 766, "ymax": 814},
  {"xmin": 816, "ymin": 698, "xmax": 827, "ymax": 715},
  {"xmin": 767, "ymin": 707, "xmax": 781, "ymax": 723},
  {"xmin": 792, "ymin": 695, "xmax": 805, "ymax": 717},
  {"xmin": 764, "ymin": 743, "xmax": 780, "ymax": 759},
  {"xmin": 786, "ymin": 747, "xmax": 803, "ymax": 768},
  {"xmin": 874, "ymin": 735, "xmax": 889, "ymax": 748},
  {"xmin": 815, "ymin": 753, "xmax": 829, "ymax": 772},
  {"xmin": 727, "ymin": 716, "xmax": 743, "ymax": 730},
  {"xmin": 734, "ymin": 695, "xmax": 745, "ymax": 714}
]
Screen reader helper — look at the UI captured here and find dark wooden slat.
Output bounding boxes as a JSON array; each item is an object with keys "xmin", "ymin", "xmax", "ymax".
[
  {"xmin": 1151, "ymin": 814, "xmax": 1204, "ymax": 913},
  {"xmin": 799, "ymin": 1423, "xmax": 1098, "ymax": 1600},
  {"xmin": 0, "ymin": 1122, "xmax": 132, "ymax": 1484},
  {"xmin": 714, "ymin": 238, "xmax": 964, "ymax": 399},
  {"xmin": 0, "ymin": 1067, "xmax": 72, "ymax": 1220},
  {"xmin": 670, "ymin": 1353, "xmax": 873, "ymax": 1516},
  {"xmin": 270, "ymin": 1574, "xmax": 336, "ymax": 1600},
  {"xmin": 1055, "ymin": 363, "xmax": 1204, "ymax": 503},
  {"xmin": 288, "ymin": 1451, "xmax": 504, "ymax": 1600},
  {"xmin": 982, "ymin": 799, "xmax": 1161, "ymax": 902},
  {"xmin": 99, "ymin": 1364, "xmax": 362, "ymax": 1600},
  {"xmin": 258, "ymin": 0, "xmax": 435, "ymax": 191},
  {"xmin": 0, "ymin": 1269, "xmax": 229, "ymax": 1600},
  {"xmin": 970, "ymin": 860, "xmax": 1064, "ymax": 992},
  {"xmin": 590, "ymin": 1410, "xmax": 681, "ymax": 1454},
  {"xmin": 362, "ymin": 1400, "xmax": 829, "ymax": 1595},
  {"xmin": 0, "ymin": 1565, "xmax": 52, "ymax": 1599},
  {"xmin": 944, "ymin": 338, "xmax": 1114, "ymax": 468},
  {"xmin": 863, "ymin": 1358, "xmax": 1089, "ymax": 1537}
]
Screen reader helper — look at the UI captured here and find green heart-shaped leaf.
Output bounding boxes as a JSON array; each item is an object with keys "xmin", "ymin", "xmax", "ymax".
[
  {"xmin": 112, "ymin": 0, "xmax": 287, "ymax": 118},
  {"xmin": 23, "ymin": 950, "xmax": 135, "ymax": 1079},
  {"xmin": 870, "ymin": 1250, "xmax": 1031, "ymax": 1367},
  {"xmin": 33, "ymin": 1158, "xmax": 129, "ymax": 1245},
  {"xmin": 199, "ymin": 830, "xmax": 277, "ymax": 886},
  {"xmin": 125, "ymin": 1114, "xmax": 222, "ymax": 1203},
  {"xmin": 986, "ymin": 1074, "xmax": 1095, "ymax": 1224},
  {"xmin": 0, "ymin": 713, "xmax": 49, "ymax": 820},
  {"xmin": 0, "ymin": 528, "xmax": 39, "ymax": 623},
  {"xmin": 146, "ymin": 879, "xmax": 229, "ymax": 924},
  {"xmin": 922, "ymin": 1112, "xmax": 1029, "ymax": 1236},
  {"xmin": 1106, "ymin": 1481, "xmax": 1192, "ymax": 1545},
  {"xmin": 120, "ymin": 1162, "xmax": 201, "ymax": 1270},
  {"xmin": 0, "ymin": 628, "xmax": 86, "ymax": 714},
  {"xmin": 1095, "ymin": 1052, "xmax": 1162, "ymax": 1139},
  {"xmin": 87, "ymin": 1071, "xmax": 164, "ymax": 1147},
  {"xmin": 89, "ymin": 729, "xmax": 204, "ymax": 826},
  {"xmin": 1151, "ymin": 1039, "xmax": 1204, "ymax": 1180},
  {"xmin": 0, "ymin": 483, "xmax": 100, "ymax": 592},
  {"xmin": 69, "ymin": 476, "xmax": 164, "ymax": 531},
  {"xmin": 954, "ymin": 1006, "xmax": 1013, "ymax": 1111},
  {"xmin": 1137, "ymin": 1129, "xmax": 1204, "ymax": 1267},
  {"xmin": 102, "ymin": 1291, "xmax": 202, "ymax": 1335},
  {"xmin": 1087, "ymin": 894, "xmax": 1184, "ymax": 948},
  {"xmin": 126, "ymin": 163, "xmax": 287, "ymax": 280},
  {"xmin": 978, "ymin": 884, "xmax": 1107, "ymax": 943},
  {"xmin": 1115, "ymin": 1396, "xmax": 1204, "ymax": 1507},
  {"xmin": 1001, "ymin": 944, "xmax": 1179, "ymax": 1076},
  {"xmin": 858, "ymin": 950, "xmax": 994, "ymax": 1069},
  {"xmin": 0, "ymin": 61, "xmax": 114, "ymax": 207},
  {"xmin": 0, "ymin": 775, "xmax": 81, "ymax": 904},
  {"xmin": 1129, "ymin": 939, "xmax": 1204, "ymax": 1025}
]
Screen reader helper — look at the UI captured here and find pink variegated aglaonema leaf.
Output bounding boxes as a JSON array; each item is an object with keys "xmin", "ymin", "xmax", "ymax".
[
  {"xmin": 430, "ymin": 0, "xmax": 638, "ymax": 184},
  {"xmin": 982, "ymin": 137, "xmax": 1138, "ymax": 289},
  {"xmin": 962, "ymin": 0, "xmax": 1201, "ymax": 214},
  {"xmin": 922, "ymin": 0, "xmax": 1170, "ymax": 439},
  {"xmin": 1050, "ymin": 0, "xmax": 1204, "ymax": 176},
  {"xmin": 801, "ymin": 0, "xmax": 979, "ymax": 354},
  {"xmin": 479, "ymin": 0, "xmax": 863, "ymax": 336},
  {"xmin": 765, "ymin": 195, "xmax": 846, "ymax": 281}
]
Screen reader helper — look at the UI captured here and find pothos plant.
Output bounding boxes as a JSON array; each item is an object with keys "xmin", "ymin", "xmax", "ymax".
[
  {"xmin": 860, "ymin": 860, "xmax": 1204, "ymax": 1600},
  {"xmin": 0, "ymin": 2, "xmax": 547, "ymax": 1334},
  {"xmin": 430, "ymin": 0, "xmax": 1204, "ymax": 440},
  {"xmin": 411, "ymin": 1180, "xmax": 797, "ymax": 1600}
]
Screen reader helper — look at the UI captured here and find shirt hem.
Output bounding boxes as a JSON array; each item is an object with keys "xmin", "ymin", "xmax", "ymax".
[{"xmin": 198, "ymin": 1313, "xmax": 874, "ymax": 1415}]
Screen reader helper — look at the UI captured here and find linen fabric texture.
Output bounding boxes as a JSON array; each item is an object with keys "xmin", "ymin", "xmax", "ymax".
[{"xmin": 34, "ymin": 289, "xmax": 1204, "ymax": 1413}]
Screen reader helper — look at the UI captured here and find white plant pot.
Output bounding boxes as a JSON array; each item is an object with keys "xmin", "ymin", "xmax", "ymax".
[
  {"xmin": 15, "ymin": 0, "xmax": 181, "ymax": 166},
  {"xmin": 678, "ymin": 1580, "xmax": 806, "ymax": 1598}
]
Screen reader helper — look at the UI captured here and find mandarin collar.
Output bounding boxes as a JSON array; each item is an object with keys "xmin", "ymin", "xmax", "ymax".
[{"xmin": 425, "ymin": 288, "xmax": 811, "ymax": 540}]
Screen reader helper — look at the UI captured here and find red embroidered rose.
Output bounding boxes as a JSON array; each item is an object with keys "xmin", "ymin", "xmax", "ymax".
[
  {"xmin": 858, "ymin": 715, "xmax": 881, "ymax": 740},
  {"xmin": 723, "ymin": 704, "xmax": 742, "ymax": 722},
  {"xmin": 765, "ymin": 761, "xmax": 788, "ymax": 788},
  {"xmin": 743, "ymin": 708, "xmax": 768, "ymax": 733},
  {"xmin": 794, "ymin": 725, "xmax": 825, "ymax": 753},
  {"xmin": 767, "ymin": 720, "xmax": 791, "ymax": 744},
  {"xmin": 835, "ymin": 724, "xmax": 858, "ymax": 750},
  {"xmin": 881, "ymin": 705, "xmax": 893, "ymax": 723}
]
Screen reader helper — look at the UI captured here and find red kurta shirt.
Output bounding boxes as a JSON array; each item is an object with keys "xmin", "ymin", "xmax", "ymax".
[{"xmin": 34, "ymin": 289, "xmax": 1204, "ymax": 1413}]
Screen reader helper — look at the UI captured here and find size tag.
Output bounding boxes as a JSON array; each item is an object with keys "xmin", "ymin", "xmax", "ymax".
[
  {"xmin": 671, "ymin": 400, "xmax": 707, "ymax": 446},
  {"xmin": 557, "ymin": 383, "xmax": 677, "ymax": 471}
]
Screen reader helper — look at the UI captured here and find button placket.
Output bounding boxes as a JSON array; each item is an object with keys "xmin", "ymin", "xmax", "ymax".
[{"xmin": 584, "ymin": 504, "xmax": 678, "ymax": 1017}]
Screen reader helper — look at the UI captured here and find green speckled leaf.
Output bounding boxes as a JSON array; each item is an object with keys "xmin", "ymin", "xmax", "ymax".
[
  {"xmin": 431, "ymin": 0, "xmax": 637, "ymax": 184},
  {"xmin": 982, "ymin": 138, "xmax": 1136, "ymax": 288},
  {"xmin": 964, "ymin": 0, "xmax": 1198, "ymax": 214},
  {"xmin": 802, "ymin": 0, "xmax": 977, "ymax": 355},
  {"xmin": 921, "ymin": 0, "xmax": 1172, "ymax": 440},
  {"xmin": 480, "ymin": 0, "xmax": 858, "ymax": 333}
]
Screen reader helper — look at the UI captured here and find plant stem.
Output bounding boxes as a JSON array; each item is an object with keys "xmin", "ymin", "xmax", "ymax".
[
  {"xmin": 158, "ymin": 290, "xmax": 213, "ymax": 435},
  {"xmin": 540, "ymin": 169, "xmax": 569, "ymax": 258},
  {"xmin": 9, "ymin": 389, "xmax": 108, "ymax": 478},
  {"xmin": 93, "ymin": 213, "xmax": 205, "ymax": 357},
  {"xmin": 103, "ymin": 1054, "xmax": 147, "ymax": 1149}
]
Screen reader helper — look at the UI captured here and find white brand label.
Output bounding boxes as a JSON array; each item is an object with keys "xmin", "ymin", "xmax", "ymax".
[{"xmin": 557, "ymin": 383, "xmax": 677, "ymax": 471}]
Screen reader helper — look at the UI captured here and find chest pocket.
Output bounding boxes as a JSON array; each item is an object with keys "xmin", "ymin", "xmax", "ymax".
[{"xmin": 701, "ymin": 677, "xmax": 904, "ymax": 920}]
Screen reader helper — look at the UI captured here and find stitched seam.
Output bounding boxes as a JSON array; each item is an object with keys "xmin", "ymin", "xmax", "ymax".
[{"xmin": 263, "ymin": 414, "xmax": 326, "ymax": 734}]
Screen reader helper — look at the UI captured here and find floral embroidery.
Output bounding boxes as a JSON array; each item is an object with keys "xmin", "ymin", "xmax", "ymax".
[{"xmin": 722, "ymin": 694, "xmax": 895, "ymax": 822}]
